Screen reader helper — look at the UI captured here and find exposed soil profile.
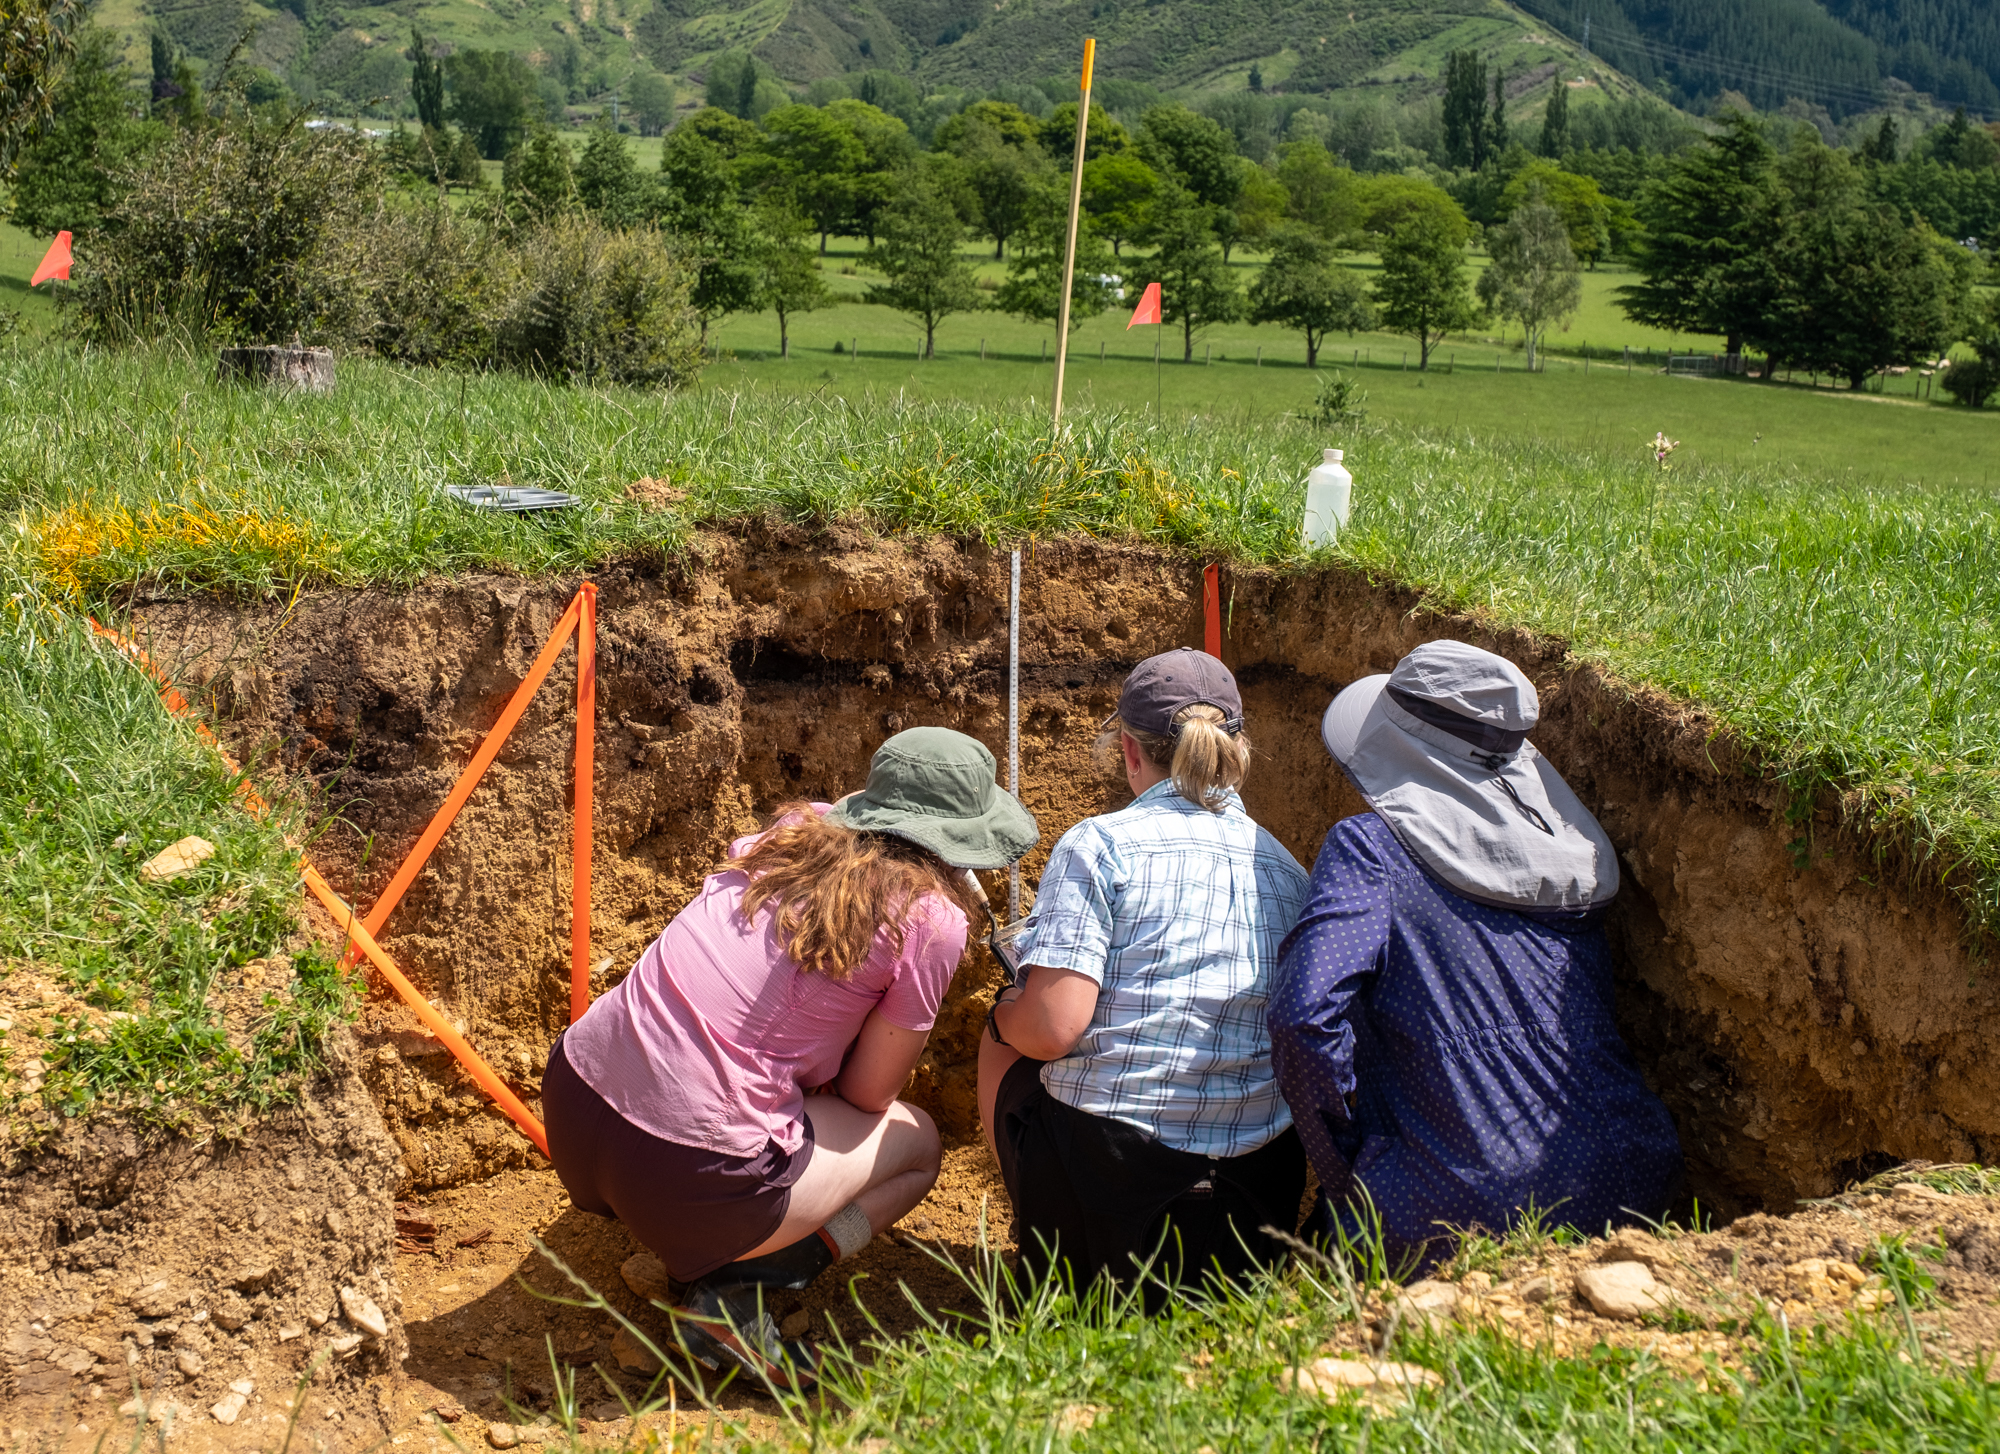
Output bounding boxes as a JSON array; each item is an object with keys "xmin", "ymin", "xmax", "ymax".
[{"xmin": 11, "ymin": 524, "xmax": 1995, "ymax": 1439}]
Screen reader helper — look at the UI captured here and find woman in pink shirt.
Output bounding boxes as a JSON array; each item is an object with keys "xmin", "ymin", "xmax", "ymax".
[{"xmin": 546, "ymin": 727, "xmax": 1036, "ymax": 1387}]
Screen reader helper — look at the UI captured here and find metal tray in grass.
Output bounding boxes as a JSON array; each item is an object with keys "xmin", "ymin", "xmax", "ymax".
[{"xmin": 443, "ymin": 484, "xmax": 582, "ymax": 513}]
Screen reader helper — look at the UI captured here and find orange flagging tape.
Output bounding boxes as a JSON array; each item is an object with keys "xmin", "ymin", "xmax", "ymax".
[
  {"xmin": 1203, "ymin": 563, "xmax": 1222, "ymax": 659},
  {"xmin": 570, "ymin": 585, "xmax": 597, "ymax": 1025},
  {"xmin": 91, "ymin": 588, "xmax": 598, "ymax": 1154},
  {"xmin": 304, "ymin": 865, "xmax": 548, "ymax": 1154}
]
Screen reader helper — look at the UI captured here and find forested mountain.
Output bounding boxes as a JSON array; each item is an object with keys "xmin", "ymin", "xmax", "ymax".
[
  {"xmin": 92, "ymin": 0, "xmax": 2000, "ymax": 124},
  {"xmin": 1514, "ymin": 0, "xmax": 1999, "ymax": 116}
]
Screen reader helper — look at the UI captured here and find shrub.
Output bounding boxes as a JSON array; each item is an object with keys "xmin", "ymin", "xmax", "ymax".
[
  {"xmin": 358, "ymin": 201, "xmax": 513, "ymax": 368},
  {"xmin": 65, "ymin": 118, "xmax": 379, "ymax": 347},
  {"xmin": 497, "ymin": 218, "xmax": 702, "ymax": 386}
]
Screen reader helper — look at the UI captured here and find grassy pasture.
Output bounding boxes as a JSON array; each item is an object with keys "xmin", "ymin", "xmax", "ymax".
[{"xmin": 2, "ymin": 346, "xmax": 1998, "ymax": 943}]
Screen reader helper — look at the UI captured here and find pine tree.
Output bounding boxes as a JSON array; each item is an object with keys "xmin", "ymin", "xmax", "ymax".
[
  {"xmin": 503, "ymin": 127, "xmax": 576, "ymax": 223},
  {"xmin": 1540, "ymin": 79, "xmax": 1570, "ymax": 159},
  {"xmin": 575, "ymin": 119, "xmax": 651, "ymax": 227},
  {"xmin": 11, "ymin": 23, "xmax": 155, "ymax": 235},
  {"xmin": 1861, "ymin": 113, "xmax": 1899, "ymax": 165},
  {"xmin": 1248, "ymin": 63, "xmax": 1264, "ymax": 94},
  {"xmin": 1618, "ymin": 112, "xmax": 1776, "ymax": 360},
  {"xmin": 1488, "ymin": 66, "xmax": 1508, "ymax": 162}
]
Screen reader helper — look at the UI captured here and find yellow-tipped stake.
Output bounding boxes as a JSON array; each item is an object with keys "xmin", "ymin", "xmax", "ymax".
[{"xmin": 1050, "ymin": 37, "xmax": 1095, "ymax": 435}]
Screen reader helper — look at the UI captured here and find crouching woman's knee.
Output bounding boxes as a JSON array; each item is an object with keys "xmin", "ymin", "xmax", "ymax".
[{"xmin": 887, "ymin": 1099, "xmax": 943, "ymax": 1186}]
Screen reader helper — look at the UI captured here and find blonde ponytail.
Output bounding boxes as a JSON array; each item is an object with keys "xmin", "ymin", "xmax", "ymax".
[{"xmin": 1093, "ymin": 704, "xmax": 1253, "ymax": 813}]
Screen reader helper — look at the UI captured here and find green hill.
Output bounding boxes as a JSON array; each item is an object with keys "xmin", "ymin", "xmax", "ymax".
[{"xmin": 83, "ymin": 0, "xmax": 2000, "ymax": 126}]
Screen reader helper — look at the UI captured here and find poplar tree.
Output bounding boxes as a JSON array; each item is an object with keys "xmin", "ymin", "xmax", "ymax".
[
  {"xmin": 408, "ymin": 28, "xmax": 444, "ymax": 131},
  {"xmin": 1540, "ymin": 79, "xmax": 1569, "ymax": 159}
]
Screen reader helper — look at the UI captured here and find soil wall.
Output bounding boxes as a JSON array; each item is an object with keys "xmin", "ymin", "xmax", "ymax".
[
  {"xmin": 131, "ymin": 527, "xmax": 1998, "ymax": 1219},
  {"xmin": 0, "ymin": 1030, "xmax": 405, "ymax": 1441}
]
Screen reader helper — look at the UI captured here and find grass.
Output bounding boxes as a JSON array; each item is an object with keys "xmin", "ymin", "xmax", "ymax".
[
  {"xmin": 1, "ymin": 344, "xmax": 1997, "ymax": 940},
  {"xmin": 0, "ymin": 553, "xmax": 352, "ymax": 1136},
  {"xmin": 502, "ymin": 1223, "xmax": 2000, "ymax": 1454}
]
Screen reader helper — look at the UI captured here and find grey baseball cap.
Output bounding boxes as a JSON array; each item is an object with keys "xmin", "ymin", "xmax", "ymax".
[
  {"xmin": 826, "ymin": 727, "xmax": 1038, "ymax": 869},
  {"xmin": 1107, "ymin": 648, "xmax": 1244, "ymax": 738},
  {"xmin": 1321, "ymin": 641, "xmax": 1618, "ymax": 911}
]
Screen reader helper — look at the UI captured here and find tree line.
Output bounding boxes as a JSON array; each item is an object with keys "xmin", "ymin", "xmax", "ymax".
[{"xmin": 7, "ymin": 21, "xmax": 1999, "ymax": 401}]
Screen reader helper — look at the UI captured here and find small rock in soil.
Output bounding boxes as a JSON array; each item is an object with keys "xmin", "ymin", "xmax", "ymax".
[
  {"xmin": 340, "ymin": 1286, "xmax": 390, "ymax": 1340},
  {"xmin": 780, "ymin": 1310, "xmax": 812, "ymax": 1338},
  {"xmin": 139, "ymin": 836, "xmax": 214, "ymax": 883},
  {"xmin": 210, "ymin": 1392, "xmax": 247, "ymax": 1425},
  {"xmin": 487, "ymin": 1421, "xmax": 522, "ymax": 1449},
  {"xmin": 1597, "ymin": 1227, "xmax": 1676, "ymax": 1272},
  {"xmin": 1575, "ymin": 1262, "xmax": 1670, "ymax": 1320},
  {"xmin": 1519, "ymin": 1275, "xmax": 1561, "ymax": 1305},
  {"xmin": 175, "ymin": 1348, "xmax": 204, "ymax": 1378},
  {"xmin": 1392, "ymin": 1279, "xmax": 1460, "ymax": 1326},
  {"xmin": 329, "ymin": 1332, "xmax": 364, "ymax": 1358},
  {"xmin": 211, "ymin": 1295, "xmax": 252, "ymax": 1332},
  {"xmin": 619, "ymin": 1252, "xmax": 672, "ymax": 1304},
  {"xmin": 610, "ymin": 1325, "xmax": 661, "ymax": 1374}
]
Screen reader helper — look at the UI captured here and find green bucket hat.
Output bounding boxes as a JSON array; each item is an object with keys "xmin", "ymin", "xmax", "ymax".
[{"xmin": 826, "ymin": 727, "xmax": 1038, "ymax": 870}]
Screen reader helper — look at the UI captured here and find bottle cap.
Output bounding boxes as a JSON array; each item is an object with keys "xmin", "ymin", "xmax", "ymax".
[{"xmin": 1324, "ymin": 449, "xmax": 1343, "ymax": 463}]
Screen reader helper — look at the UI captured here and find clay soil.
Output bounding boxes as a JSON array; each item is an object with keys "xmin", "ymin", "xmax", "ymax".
[{"xmin": 9, "ymin": 524, "xmax": 2000, "ymax": 1444}]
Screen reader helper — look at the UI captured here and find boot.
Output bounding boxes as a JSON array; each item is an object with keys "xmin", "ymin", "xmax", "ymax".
[{"xmin": 674, "ymin": 1232, "xmax": 836, "ymax": 1389}]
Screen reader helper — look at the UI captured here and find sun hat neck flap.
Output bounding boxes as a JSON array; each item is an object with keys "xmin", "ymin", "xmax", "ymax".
[
  {"xmin": 824, "ymin": 727, "xmax": 1038, "ymax": 870},
  {"xmin": 1321, "ymin": 643, "xmax": 1618, "ymax": 911}
]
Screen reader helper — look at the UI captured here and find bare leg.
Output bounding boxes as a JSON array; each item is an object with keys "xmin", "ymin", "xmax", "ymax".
[
  {"xmin": 735, "ymin": 1095, "xmax": 940, "ymax": 1259},
  {"xmin": 977, "ymin": 1031, "xmax": 1024, "ymax": 1171}
]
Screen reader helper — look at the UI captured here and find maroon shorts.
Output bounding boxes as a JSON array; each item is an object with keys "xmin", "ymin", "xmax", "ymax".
[{"xmin": 543, "ymin": 1034, "xmax": 816, "ymax": 1283}]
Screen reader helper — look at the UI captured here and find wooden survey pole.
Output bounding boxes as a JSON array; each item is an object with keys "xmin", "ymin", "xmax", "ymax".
[{"xmin": 1050, "ymin": 37, "xmax": 1095, "ymax": 435}]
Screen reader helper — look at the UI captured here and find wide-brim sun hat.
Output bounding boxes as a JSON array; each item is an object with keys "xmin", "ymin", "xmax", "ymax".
[
  {"xmin": 1321, "ymin": 640, "xmax": 1619, "ymax": 911},
  {"xmin": 826, "ymin": 726, "xmax": 1039, "ymax": 870}
]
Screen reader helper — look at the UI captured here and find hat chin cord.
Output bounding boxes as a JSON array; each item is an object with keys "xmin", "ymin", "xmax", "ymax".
[{"xmin": 1495, "ymin": 774, "xmax": 1555, "ymax": 836}]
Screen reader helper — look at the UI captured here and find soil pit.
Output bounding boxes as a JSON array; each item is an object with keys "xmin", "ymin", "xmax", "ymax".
[{"xmin": 9, "ymin": 525, "xmax": 2000, "ymax": 1442}]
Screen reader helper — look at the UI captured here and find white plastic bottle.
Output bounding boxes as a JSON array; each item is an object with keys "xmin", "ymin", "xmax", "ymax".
[{"xmin": 1302, "ymin": 448, "xmax": 1352, "ymax": 548}]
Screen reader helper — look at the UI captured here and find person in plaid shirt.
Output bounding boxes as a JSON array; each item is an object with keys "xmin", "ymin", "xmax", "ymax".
[{"xmin": 979, "ymin": 649, "xmax": 1310, "ymax": 1306}]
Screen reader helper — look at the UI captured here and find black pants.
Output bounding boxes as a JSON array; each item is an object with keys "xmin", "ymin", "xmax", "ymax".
[{"xmin": 992, "ymin": 1056, "xmax": 1307, "ymax": 1313}]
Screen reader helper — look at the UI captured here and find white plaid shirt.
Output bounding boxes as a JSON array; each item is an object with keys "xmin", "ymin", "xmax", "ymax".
[{"xmin": 1017, "ymin": 780, "xmax": 1310, "ymax": 1157}]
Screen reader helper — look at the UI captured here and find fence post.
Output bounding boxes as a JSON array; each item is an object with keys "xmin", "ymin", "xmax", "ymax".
[
  {"xmin": 1099, "ymin": 341, "xmax": 1105, "ymax": 361},
  {"xmin": 1207, "ymin": 344, "xmax": 1213, "ymax": 366},
  {"xmin": 853, "ymin": 338, "xmax": 858, "ymax": 358},
  {"xmin": 980, "ymin": 338, "xmax": 986, "ymax": 361},
  {"xmin": 1255, "ymin": 345, "xmax": 1261, "ymax": 367},
  {"xmin": 1402, "ymin": 351, "xmax": 1407, "ymax": 370},
  {"xmin": 1042, "ymin": 338, "xmax": 1047, "ymax": 363}
]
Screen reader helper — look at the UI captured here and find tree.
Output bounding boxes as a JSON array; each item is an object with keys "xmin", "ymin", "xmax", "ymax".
[
  {"xmin": 576, "ymin": 118, "xmax": 651, "ymax": 226},
  {"xmin": 1539, "ymin": 78, "xmax": 1569, "ymax": 159},
  {"xmin": 941, "ymin": 110, "xmax": 1048, "ymax": 259},
  {"xmin": 1921, "ymin": 107, "xmax": 2000, "ymax": 172},
  {"xmin": 866, "ymin": 166, "xmax": 982, "ymax": 358},
  {"xmin": 1860, "ymin": 112, "xmax": 1899, "ymax": 165},
  {"xmin": 1619, "ymin": 112, "xmax": 1776, "ymax": 359},
  {"xmin": 1081, "ymin": 149, "xmax": 1158, "ymax": 255},
  {"xmin": 1488, "ymin": 65, "xmax": 1508, "ymax": 157},
  {"xmin": 1225, "ymin": 165, "xmax": 1288, "ymax": 258},
  {"xmin": 408, "ymin": 28, "xmax": 444, "ymax": 131},
  {"xmin": 1247, "ymin": 226, "xmax": 1373, "ymax": 367},
  {"xmin": 1476, "ymin": 184, "xmax": 1581, "ymax": 370},
  {"xmin": 1039, "ymin": 102, "xmax": 1127, "ymax": 165},
  {"xmin": 446, "ymin": 49, "xmax": 540, "ymax": 159},
  {"xmin": 0, "ymin": 0, "xmax": 77, "ymax": 173},
  {"xmin": 933, "ymin": 99, "xmax": 1039, "ymax": 153},
  {"xmin": 1138, "ymin": 104, "xmax": 1240, "ymax": 209},
  {"xmin": 1442, "ymin": 50, "xmax": 1487, "ymax": 169},
  {"xmin": 1129, "ymin": 179, "xmax": 1242, "ymax": 362},
  {"xmin": 658, "ymin": 126, "xmax": 758, "ymax": 340},
  {"xmin": 10, "ymin": 20, "xmax": 157, "ymax": 233},
  {"xmin": 823, "ymin": 98, "xmax": 916, "ymax": 245},
  {"xmin": 1373, "ymin": 207, "xmax": 1478, "ymax": 369},
  {"xmin": 1940, "ymin": 292, "xmax": 2000, "ymax": 408},
  {"xmin": 1499, "ymin": 162, "xmax": 1612, "ymax": 267},
  {"xmin": 1273, "ymin": 139, "xmax": 1363, "ymax": 240},
  {"xmin": 503, "ymin": 126, "xmax": 575, "ymax": 222},
  {"xmin": 996, "ymin": 176, "xmax": 1117, "ymax": 331},
  {"xmin": 752, "ymin": 196, "xmax": 830, "ymax": 357},
  {"xmin": 756, "ymin": 103, "xmax": 865, "ymax": 251},
  {"xmin": 1754, "ymin": 133, "xmax": 1974, "ymax": 388},
  {"xmin": 1249, "ymin": 63, "xmax": 1263, "ymax": 94},
  {"xmin": 627, "ymin": 72, "xmax": 674, "ymax": 136}
]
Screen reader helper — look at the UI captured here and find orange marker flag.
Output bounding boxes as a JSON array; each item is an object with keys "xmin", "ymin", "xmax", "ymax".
[
  {"xmin": 1126, "ymin": 280, "xmax": 1161, "ymax": 329},
  {"xmin": 30, "ymin": 231, "xmax": 72, "ymax": 286}
]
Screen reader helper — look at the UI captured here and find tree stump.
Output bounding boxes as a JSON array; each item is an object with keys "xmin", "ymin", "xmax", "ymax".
[{"xmin": 216, "ymin": 345, "xmax": 336, "ymax": 393}]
